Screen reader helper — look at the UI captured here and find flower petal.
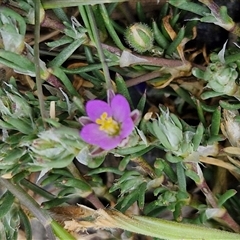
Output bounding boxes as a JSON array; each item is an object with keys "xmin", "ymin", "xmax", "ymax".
[
  {"xmin": 130, "ymin": 109, "xmax": 141, "ymax": 125},
  {"xmin": 80, "ymin": 123, "xmax": 122, "ymax": 150},
  {"xmin": 78, "ymin": 116, "xmax": 92, "ymax": 126},
  {"xmin": 86, "ymin": 100, "xmax": 112, "ymax": 122},
  {"xmin": 111, "ymin": 95, "xmax": 131, "ymax": 122},
  {"xmin": 90, "ymin": 147, "xmax": 106, "ymax": 156},
  {"xmin": 119, "ymin": 117, "xmax": 134, "ymax": 139}
]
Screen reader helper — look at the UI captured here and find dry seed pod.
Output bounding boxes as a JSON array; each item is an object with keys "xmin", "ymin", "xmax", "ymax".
[{"xmin": 125, "ymin": 23, "xmax": 154, "ymax": 53}]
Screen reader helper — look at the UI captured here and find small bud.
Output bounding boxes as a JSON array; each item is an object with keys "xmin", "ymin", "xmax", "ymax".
[
  {"xmin": 125, "ymin": 23, "xmax": 154, "ymax": 53},
  {"xmin": 206, "ymin": 62, "xmax": 238, "ymax": 96},
  {"xmin": 149, "ymin": 107, "xmax": 194, "ymax": 157},
  {"xmin": 26, "ymin": 127, "xmax": 86, "ymax": 170}
]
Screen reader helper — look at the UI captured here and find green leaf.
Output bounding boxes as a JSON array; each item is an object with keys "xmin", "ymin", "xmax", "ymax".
[
  {"xmin": 50, "ymin": 67, "xmax": 79, "ymax": 97},
  {"xmin": 58, "ymin": 187, "xmax": 76, "ymax": 197},
  {"xmin": 118, "ymin": 170, "xmax": 141, "ymax": 184},
  {"xmin": 51, "ymin": 220, "xmax": 76, "ymax": 240},
  {"xmin": 46, "ymin": 36, "xmax": 73, "ymax": 48},
  {"xmin": 152, "ymin": 120, "xmax": 172, "ymax": 150},
  {"xmin": 185, "ymin": 169, "xmax": 200, "ymax": 183},
  {"xmin": 2, "ymin": 205, "xmax": 20, "ymax": 240},
  {"xmin": 3, "ymin": 148, "xmax": 26, "ymax": 164},
  {"xmin": 18, "ymin": 208, "xmax": 32, "ymax": 240},
  {"xmin": 3, "ymin": 117, "xmax": 33, "ymax": 134},
  {"xmin": 87, "ymin": 155, "xmax": 106, "ymax": 168},
  {"xmin": 42, "ymin": 198, "xmax": 70, "ymax": 209},
  {"xmin": 118, "ymin": 155, "xmax": 131, "ymax": 171},
  {"xmin": 0, "ymin": 7, "xmax": 26, "ymax": 35},
  {"xmin": 192, "ymin": 67, "xmax": 205, "ymax": 79},
  {"xmin": 201, "ymin": 91, "xmax": 223, "ymax": 100},
  {"xmin": 115, "ymin": 74, "xmax": 134, "ymax": 109},
  {"xmin": 48, "ymin": 38, "xmax": 86, "ymax": 67},
  {"xmin": 176, "ymin": 162, "xmax": 186, "ymax": 192},
  {"xmin": 99, "ymin": 4, "xmax": 126, "ymax": 50},
  {"xmin": 87, "ymin": 167, "xmax": 122, "ymax": 176},
  {"xmin": 64, "ymin": 178, "xmax": 92, "ymax": 192},
  {"xmin": 0, "ymin": 191, "xmax": 15, "ymax": 218},
  {"xmin": 121, "ymin": 188, "xmax": 140, "ymax": 211},
  {"xmin": 218, "ymin": 189, "xmax": 237, "ymax": 207},
  {"xmin": 219, "ymin": 100, "xmax": 240, "ymax": 110},
  {"xmin": 138, "ymin": 182, "xmax": 147, "ymax": 210},
  {"xmin": 210, "ymin": 106, "xmax": 221, "ymax": 136},
  {"xmin": 42, "ymin": 0, "xmax": 128, "ymax": 9},
  {"xmin": 165, "ymin": 152, "xmax": 183, "ymax": 163},
  {"xmin": 136, "ymin": 91, "xmax": 146, "ymax": 112},
  {"xmin": 192, "ymin": 123, "xmax": 204, "ymax": 151},
  {"xmin": 168, "ymin": 0, "xmax": 209, "ymax": 16},
  {"xmin": 155, "ymin": 158, "xmax": 177, "ymax": 182},
  {"xmin": 114, "ymin": 144, "xmax": 151, "ymax": 156},
  {"xmin": 165, "ymin": 27, "xmax": 185, "ymax": 56},
  {"xmin": 152, "ymin": 20, "xmax": 169, "ymax": 49},
  {"xmin": 0, "ymin": 50, "xmax": 34, "ymax": 71}
]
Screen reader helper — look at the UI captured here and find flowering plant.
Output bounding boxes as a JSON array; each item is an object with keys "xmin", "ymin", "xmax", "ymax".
[
  {"xmin": 79, "ymin": 92, "xmax": 140, "ymax": 151},
  {"xmin": 1, "ymin": 1, "xmax": 240, "ymax": 240},
  {"xmin": 149, "ymin": 107, "xmax": 195, "ymax": 158}
]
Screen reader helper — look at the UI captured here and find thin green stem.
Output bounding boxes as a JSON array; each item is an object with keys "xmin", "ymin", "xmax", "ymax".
[
  {"xmin": 78, "ymin": 6, "xmax": 94, "ymax": 43},
  {"xmin": 0, "ymin": 178, "xmax": 55, "ymax": 240},
  {"xmin": 20, "ymin": 179, "xmax": 55, "ymax": 200},
  {"xmin": 34, "ymin": 1, "xmax": 47, "ymax": 125},
  {"xmin": 67, "ymin": 163, "xmax": 104, "ymax": 209},
  {"xmin": 85, "ymin": 5, "xmax": 113, "ymax": 90},
  {"xmin": 51, "ymin": 220, "xmax": 76, "ymax": 240},
  {"xmin": 187, "ymin": 162, "xmax": 240, "ymax": 232},
  {"xmin": 126, "ymin": 71, "xmax": 162, "ymax": 87},
  {"xmin": 99, "ymin": 4, "xmax": 126, "ymax": 50},
  {"xmin": 195, "ymin": 99, "xmax": 207, "ymax": 126}
]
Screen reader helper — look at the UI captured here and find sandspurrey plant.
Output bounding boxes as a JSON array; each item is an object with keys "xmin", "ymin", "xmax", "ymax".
[
  {"xmin": 79, "ymin": 90, "xmax": 141, "ymax": 153},
  {"xmin": 0, "ymin": 1, "xmax": 240, "ymax": 240}
]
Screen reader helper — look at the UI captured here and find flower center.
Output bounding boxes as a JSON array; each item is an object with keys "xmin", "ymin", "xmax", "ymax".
[{"xmin": 96, "ymin": 112, "xmax": 120, "ymax": 136}]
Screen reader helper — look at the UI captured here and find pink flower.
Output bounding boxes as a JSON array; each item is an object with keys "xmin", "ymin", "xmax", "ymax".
[{"xmin": 79, "ymin": 94, "xmax": 139, "ymax": 150}]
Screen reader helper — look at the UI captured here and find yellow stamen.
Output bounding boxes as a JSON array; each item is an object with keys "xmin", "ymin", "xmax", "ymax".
[{"xmin": 96, "ymin": 112, "xmax": 120, "ymax": 135}]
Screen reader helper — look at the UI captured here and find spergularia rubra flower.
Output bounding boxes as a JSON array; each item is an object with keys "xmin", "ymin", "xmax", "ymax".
[{"xmin": 79, "ymin": 94, "xmax": 139, "ymax": 150}]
